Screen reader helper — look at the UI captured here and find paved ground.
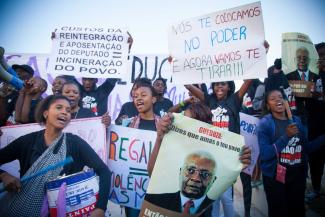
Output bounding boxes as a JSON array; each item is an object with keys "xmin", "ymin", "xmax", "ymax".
[
  {"xmin": 232, "ymin": 176, "xmax": 325, "ymax": 217},
  {"xmin": 234, "ymin": 183, "xmax": 325, "ymax": 217},
  {"xmin": 304, "ymin": 175, "xmax": 325, "ymax": 217},
  {"xmin": 107, "ymin": 175, "xmax": 325, "ymax": 217}
]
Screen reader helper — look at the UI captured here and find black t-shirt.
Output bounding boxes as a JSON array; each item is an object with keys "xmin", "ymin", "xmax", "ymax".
[
  {"xmin": 265, "ymin": 71, "xmax": 290, "ymax": 92},
  {"xmin": 204, "ymin": 92, "xmax": 241, "ymax": 134},
  {"xmin": 0, "ymin": 91, "xmax": 18, "ymax": 126},
  {"xmin": 81, "ymin": 78, "xmax": 117, "ymax": 116},
  {"xmin": 153, "ymin": 98, "xmax": 174, "ymax": 117},
  {"xmin": 138, "ymin": 119, "xmax": 156, "ymax": 131},
  {"xmin": 115, "ymin": 101, "xmax": 138, "ymax": 125},
  {"xmin": 273, "ymin": 118, "xmax": 305, "ymax": 182},
  {"xmin": 274, "ymin": 118, "xmax": 304, "ymax": 167},
  {"xmin": 116, "ymin": 99, "xmax": 172, "ymax": 125},
  {"xmin": 72, "ymin": 107, "xmax": 96, "ymax": 119}
]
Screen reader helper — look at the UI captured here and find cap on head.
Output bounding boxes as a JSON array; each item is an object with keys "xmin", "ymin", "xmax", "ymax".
[{"xmin": 12, "ymin": 64, "xmax": 34, "ymax": 76}]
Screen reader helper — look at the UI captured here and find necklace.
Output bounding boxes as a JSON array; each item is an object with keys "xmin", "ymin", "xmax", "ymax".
[{"xmin": 72, "ymin": 107, "xmax": 79, "ymax": 119}]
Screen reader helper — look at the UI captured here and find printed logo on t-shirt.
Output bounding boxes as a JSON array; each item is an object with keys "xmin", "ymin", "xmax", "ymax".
[
  {"xmin": 242, "ymin": 94, "xmax": 253, "ymax": 108},
  {"xmin": 280, "ymin": 136, "xmax": 302, "ymax": 165},
  {"xmin": 211, "ymin": 106, "xmax": 229, "ymax": 129},
  {"xmin": 82, "ymin": 96, "xmax": 98, "ymax": 116},
  {"xmin": 159, "ymin": 109, "xmax": 167, "ymax": 117},
  {"xmin": 5, "ymin": 111, "xmax": 16, "ymax": 126}
]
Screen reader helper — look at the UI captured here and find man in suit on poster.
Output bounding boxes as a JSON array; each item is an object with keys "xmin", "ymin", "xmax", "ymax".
[
  {"xmin": 145, "ymin": 151, "xmax": 216, "ymax": 215},
  {"xmin": 286, "ymin": 47, "xmax": 320, "ymax": 126}
]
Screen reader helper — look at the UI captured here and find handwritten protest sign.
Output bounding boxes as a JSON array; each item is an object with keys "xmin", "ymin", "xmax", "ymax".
[
  {"xmin": 130, "ymin": 54, "xmax": 172, "ymax": 83},
  {"xmin": 282, "ymin": 32, "xmax": 319, "ymax": 75},
  {"xmin": 48, "ymin": 26, "xmax": 129, "ymax": 79},
  {"xmin": 0, "ymin": 117, "xmax": 106, "ymax": 178},
  {"xmin": 107, "ymin": 125, "xmax": 157, "ymax": 209},
  {"xmin": 168, "ymin": 2, "xmax": 267, "ymax": 84},
  {"xmin": 140, "ymin": 113, "xmax": 244, "ymax": 217},
  {"xmin": 239, "ymin": 113, "xmax": 259, "ymax": 176}
]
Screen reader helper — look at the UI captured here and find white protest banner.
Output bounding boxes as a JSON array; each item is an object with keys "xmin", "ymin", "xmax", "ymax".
[
  {"xmin": 129, "ymin": 54, "xmax": 172, "ymax": 83},
  {"xmin": 48, "ymin": 27, "xmax": 129, "ymax": 79},
  {"xmin": 107, "ymin": 125, "xmax": 157, "ymax": 209},
  {"xmin": 140, "ymin": 113, "xmax": 244, "ymax": 217},
  {"xmin": 239, "ymin": 112, "xmax": 259, "ymax": 175},
  {"xmin": 0, "ymin": 124, "xmax": 42, "ymax": 178},
  {"xmin": 282, "ymin": 32, "xmax": 319, "ymax": 75},
  {"xmin": 168, "ymin": 2, "xmax": 267, "ymax": 84},
  {"xmin": 0, "ymin": 117, "xmax": 107, "ymax": 177},
  {"xmin": 5, "ymin": 53, "xmax": 188, "ymax": 122}
]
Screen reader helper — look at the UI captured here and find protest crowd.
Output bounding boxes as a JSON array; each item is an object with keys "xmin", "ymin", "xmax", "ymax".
[{"xmin": 1, "ymin": 3, "xmax": 325, "ymax": 217}]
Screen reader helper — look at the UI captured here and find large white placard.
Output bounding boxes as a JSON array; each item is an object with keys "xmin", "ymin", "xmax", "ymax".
[
  {"xmin": 140, "ymin": 114, "xmax": 244, "ymax": 216},
  {"xmin": 168, "ymin": 2, "xmax": 267, "ymax": 84},
  {"xmin": 107, "ymin": 125, "xmax": 157, "ymax": 209},
  {"xmin": 48, "ymin": 26, "xmax": 129, "ymax": 79}
]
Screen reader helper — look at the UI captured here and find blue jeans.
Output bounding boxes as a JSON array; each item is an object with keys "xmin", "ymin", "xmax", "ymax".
[{"xmin": 211, "ymin": 187, "xmax": 234, "ymax": 217}]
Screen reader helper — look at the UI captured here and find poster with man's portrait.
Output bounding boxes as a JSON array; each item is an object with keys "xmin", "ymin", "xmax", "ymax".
[
  {"xmin": 282, "ymin": 32, "xmax": 320, "ymax": 97},
  {"xmin": 139, "ymin": 113, "xmax": 244, "ymax": 217}
]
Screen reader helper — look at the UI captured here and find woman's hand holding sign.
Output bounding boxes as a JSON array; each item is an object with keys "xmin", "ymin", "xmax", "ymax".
[{"xmin": 240, "ymin": 145, "xmax": 251, "ymax": 169}]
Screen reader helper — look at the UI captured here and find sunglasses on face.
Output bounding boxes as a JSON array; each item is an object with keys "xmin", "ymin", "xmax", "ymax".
[{"xmin": 185, "ymin": 166, "xmax": 212, "ymax": 180}]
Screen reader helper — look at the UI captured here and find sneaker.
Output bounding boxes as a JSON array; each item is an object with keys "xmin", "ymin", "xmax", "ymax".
[{"xmin": 305, "ymin": 191, "xmax": 320, "ymax": 204}]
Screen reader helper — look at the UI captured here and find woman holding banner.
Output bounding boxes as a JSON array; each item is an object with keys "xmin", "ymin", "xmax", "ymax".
[
  {"xmin": 124, "ymin": 81, "xmax": 161, "ymax": 217},
  {"xmin": 0, "ymin": 95, "xmax": 111, "ymax": 217}
]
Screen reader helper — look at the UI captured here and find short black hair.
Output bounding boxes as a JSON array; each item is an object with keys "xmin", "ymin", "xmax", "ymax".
[
  {"xmin": 211, "ymin": 81, "xmax": 235, "ymax": 95},
  {"xmin": 39, "ymin": 77, "xmax": 48, "ymax": 93},
  {"xmin": 274, "ymin": 58, "xmax": 282, "ymax": 70},
  {"xmin": 315, "ymin": 42, "xmax": 325, "ymax": 51},
  {"xmin": 35, "ymin": 95, "xmax": 70, "ymax": 124},
  {"xmin": 153, "ymin": 77, "xmax": 168, "ymax": 93},
  {"xmin": 262, "ymin": 89, "xmax": 284, "ymax": 115},
  {"xmin": 154, "ymin": 77, "xmax": 167, "ymax": 84},
  {"xmin": 133, "ymin": 77, "xmax": 152, "ymax": 86},
  {"xmin": 186, "ymin": 102, "xmax": 212, "ymax": 124},
  {"xmin": 62, "ymin": 81, "xmax": 82, "ymax": 106},
  {"xmin": 62, "ymin": 80, "xmax": 81, "ymax": 94},
  {"xmin": 134, "ymin": 82, "xmax": 157, "ymax": 97},
  {"xmin": 54, "ymin": 75, "xmax": 77, "ymax": 82},
  {"xmin": 129, "ymin": 77, "xmax": 152, "ymax": 96}
]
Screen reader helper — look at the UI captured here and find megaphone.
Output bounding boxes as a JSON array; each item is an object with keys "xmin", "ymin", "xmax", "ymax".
[{"xmin": 0, "ymin": 64, "xmax": 23, "ymax": 90}]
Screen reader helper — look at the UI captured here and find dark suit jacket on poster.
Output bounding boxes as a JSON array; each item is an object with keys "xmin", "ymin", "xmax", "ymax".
[
  {"xmin": 145, "ymin": 191, "xmax": 213, "ymax": 215},
  {"xmin": 286, "ymin": 70, "xmax": 320, "ymax": 125},
  {"xmin": 286, "ymin": 70, "xmax": 318, "ymax": 82}
]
